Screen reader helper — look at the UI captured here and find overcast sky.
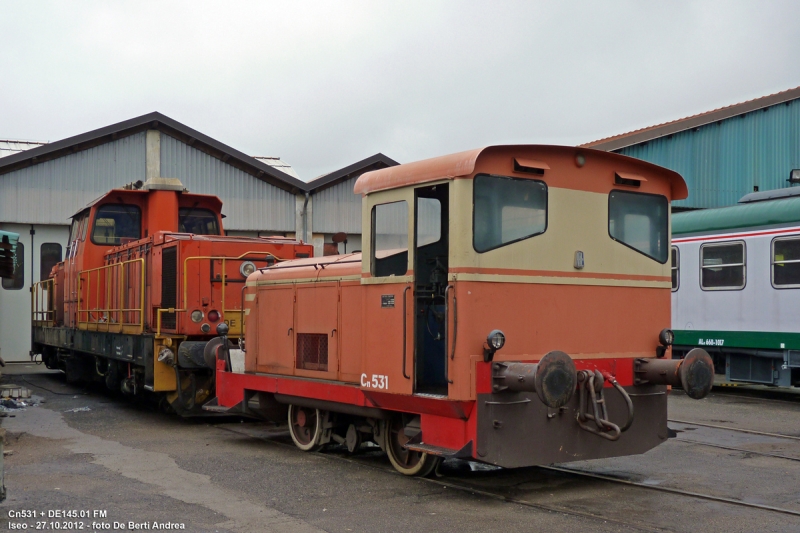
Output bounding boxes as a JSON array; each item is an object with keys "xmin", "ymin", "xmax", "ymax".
[{"xmin": 1, "ymin": 1, "xmax": 799, "ymax": 180}]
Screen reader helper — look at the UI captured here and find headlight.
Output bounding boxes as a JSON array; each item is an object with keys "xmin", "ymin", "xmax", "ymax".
[
  {"xmin": 240, "ymin": 261, "xmax": 257, "ymax": 278},
  {"xmin": 659, "ymin": 328, "xmax": 674, "ymax": 346},
  {"xmin": 488, "ymin": 330, "xmax": 506, "ymax": 350},
  {"xmin": 191, "ymin": 310, "xmax": 204, "ymax": 323}
]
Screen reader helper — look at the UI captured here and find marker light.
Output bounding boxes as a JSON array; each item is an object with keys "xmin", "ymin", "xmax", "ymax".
[
  {"xmin": 191, "ymin": 310, "xmax": 204, "ymax": 323},
  {"xmin": 659, "ymin": 328, "xmax": 674, "ymax": 346},
  {"xmin": 483, "ymin": 329, "xmax": 506, "ymax": 362},
  {"xmin": 488, "ymin": 330, "xmax": 506, "ymax": 351},
  {"xmin": 240, "ymin": 261, "xmax": 257, "ymax": 278}
]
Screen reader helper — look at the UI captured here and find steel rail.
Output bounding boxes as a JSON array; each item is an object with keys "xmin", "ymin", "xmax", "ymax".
[
  {"xmin": 674, "ymin": 437, "xmax": 800, "ymax": 463},
  {"xmin": 212, "ymin": 424, "xmax": 668, "ymax": 533},
  {"xmin": 540, "ymin": 465, "xmax": 800, "ymax": 518},
  {"xmin": 669, "ymin": 418, "xmax": 800, "ymax": 441}
]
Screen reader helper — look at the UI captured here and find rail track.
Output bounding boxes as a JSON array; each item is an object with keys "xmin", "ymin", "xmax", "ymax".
[{"xmin": 214, "ymin": 420, "xmax": 800, "ymax": 528}]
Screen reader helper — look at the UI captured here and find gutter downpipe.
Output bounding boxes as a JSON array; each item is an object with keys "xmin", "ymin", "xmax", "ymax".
[{"xmin": 302, "ymin": 192, "xmax": 310, "ymax": 243}]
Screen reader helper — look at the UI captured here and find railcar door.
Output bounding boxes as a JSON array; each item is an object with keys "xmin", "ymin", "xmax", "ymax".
[{"xmin": 413, "ymin": 184, "xmax": 449, "ymax": 395}]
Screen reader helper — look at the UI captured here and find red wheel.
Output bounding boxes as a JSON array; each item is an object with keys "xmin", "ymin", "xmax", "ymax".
[
  {"xmin": 385, "ymin": 415, "xmax": 440, "ymax": 476},
  {"xmin": 288, "ymin": 404, "xmax": 323, "ymax": 451}
]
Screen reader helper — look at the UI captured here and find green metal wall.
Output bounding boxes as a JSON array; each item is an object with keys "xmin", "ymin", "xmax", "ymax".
[{"xmin": 616, "ymin": 99, "xmax": 800, "ymax": 209}]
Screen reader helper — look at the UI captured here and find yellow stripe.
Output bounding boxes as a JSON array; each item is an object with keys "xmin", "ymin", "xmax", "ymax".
[{"xmin": 450, "ymin": 272, "xmax": 670, "ymax": 289}]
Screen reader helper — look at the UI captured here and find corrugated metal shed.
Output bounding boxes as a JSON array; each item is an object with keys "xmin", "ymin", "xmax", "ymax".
[
  {"xmin": 617, "ymin": 101, "xmax": 800, "ymax": 208},
  {"xmin": 584, "ymin": 87, "xmax": 800, "ymax": 209},
  {"xmin": 309, "ymin": 153, "xmax": 399, "ymax": 234},
  {"xmin": 312, "ymin": 175, "xmax": 361, "ymax": 233},
  {"xmin": 161, "ymin": 134, "xmax": 296, "ymax": 231},
  {"xmin": 0, "ymin": 133, "xmax": 146, "ymax": 225},
  {"xmin": 0, "ymin": 140, "xmax": 48, "ymax": 159}
]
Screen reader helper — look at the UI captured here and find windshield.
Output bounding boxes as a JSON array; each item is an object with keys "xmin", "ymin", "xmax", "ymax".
[
  {"xmin": 608, "ymin": 190, "xmax": 668, "ymax": 263},
  {"xmin": 91, "ymin": 204, "xmax": 142, "ymax": 246},
  {"xmin": 179, "ymin": 208, "xmax": 220, "ymax": 235}
]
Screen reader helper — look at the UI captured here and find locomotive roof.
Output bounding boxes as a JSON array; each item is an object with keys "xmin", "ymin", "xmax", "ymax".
[
  {"xmin": 353, "ymin": 145, "xmax": 687, "ymax": 199},
  {"xmin": 673, "ymin": 195, "xmax": 800, "ymax": 236}
]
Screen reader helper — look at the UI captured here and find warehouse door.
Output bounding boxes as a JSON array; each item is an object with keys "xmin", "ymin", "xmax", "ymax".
[{"xmin": 0, "ymin": 224, "xmax": 69, "ymax": 362}]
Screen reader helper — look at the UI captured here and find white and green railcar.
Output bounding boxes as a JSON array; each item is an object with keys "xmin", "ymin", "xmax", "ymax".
[{"xmin": 671, "ymin": 190, "xmax": 800, "ymax": 388}]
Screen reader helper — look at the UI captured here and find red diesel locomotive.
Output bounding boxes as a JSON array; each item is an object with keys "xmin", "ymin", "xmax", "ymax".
[{"xmin": 32, "ymin": 177, "xmax": 312, "ymax": 413}]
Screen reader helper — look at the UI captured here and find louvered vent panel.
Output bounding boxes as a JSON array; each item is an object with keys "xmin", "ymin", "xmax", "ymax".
[{"xmin": 296, "ymin": 333, "xmax": 328, "ymax": 371}]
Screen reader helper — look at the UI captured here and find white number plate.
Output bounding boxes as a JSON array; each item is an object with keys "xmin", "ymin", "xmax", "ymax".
[
  {"xmin": 361, "ymin": 373, "xmax": 389, "ymax": 389},
  {"xmin": 698, "ymin": 338, "xmax": 724, "ymax": 346}
]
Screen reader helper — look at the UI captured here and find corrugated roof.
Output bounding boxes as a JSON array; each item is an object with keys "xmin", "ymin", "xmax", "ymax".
[
  {"xmin": 0, "ymin": 112, "xmax": 308, "ymax": 193},
  {"xmin": 306, "ymin": 153, "xmax": 399, "ymax": 191},
  {"xmin": 582, "ymin": 86, "xmax": 800, "ymax": 152},
  {"xmin": 0, "ymin": 139, "xmax": 48, "ymax": 159},
  {"xmin": 672, "ymin": 195, "xmax": 800, "ymax": 236},
  {"xmin": 253, "ymin": 156, "xmax": 301, "ymax": 180}
]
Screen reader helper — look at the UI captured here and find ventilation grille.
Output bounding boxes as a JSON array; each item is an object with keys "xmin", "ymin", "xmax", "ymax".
[
  {"xmin": 161, "ymin": 247, "xmax": 177, "ymax": 329},
  {"xmin": 296, "ymin": 333, "xmax": 328, "ymax": 371}
]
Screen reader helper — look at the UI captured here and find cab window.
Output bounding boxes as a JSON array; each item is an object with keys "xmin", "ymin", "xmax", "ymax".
[
  {"xmin": 91, "ymin": 204, "xmax": 142, "ymax": 246},
  {"xmin": 473, "ymin": 174, "xmax": 547, "ymax": 253},
  {"xmin": 608, "ymin": 190, "xmax": 668, "ymax": 263},
  {"xmin": 179, "ymin": 208, "xmax": 220, "ymax": 235},
  {"xmin": 371, "ymin": 201, "xmax": 408, "ymax": 277}
]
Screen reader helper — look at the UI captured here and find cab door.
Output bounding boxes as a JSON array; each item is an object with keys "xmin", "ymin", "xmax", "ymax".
[{"xmin": 361, "ymin": 190, "xmax": 414, "ymax": 396}]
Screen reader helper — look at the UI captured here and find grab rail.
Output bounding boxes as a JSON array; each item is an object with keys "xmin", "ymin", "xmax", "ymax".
[
  {"xmin": 77, "ymin": 258, "xmax": 145, "ymax": 334},
  {"xmin": 402, "ymin": 285, "xmax": 411, "ymax": 379},
  {"xmin": 31, "ymin": 278, "xmax": 55, "ymax": 326},
  {"xmin": 156, "ymin": 250, "xmax": 286, "ymax": 337}
]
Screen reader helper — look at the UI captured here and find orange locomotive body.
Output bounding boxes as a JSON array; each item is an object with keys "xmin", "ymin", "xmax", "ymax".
[
  {"xmin": 32, "ymin": 178, "xmax": 312, "ymax": 413},
  {"xmin": 213, "ymin": 145, "xmax": 715, "ymax": 475}
]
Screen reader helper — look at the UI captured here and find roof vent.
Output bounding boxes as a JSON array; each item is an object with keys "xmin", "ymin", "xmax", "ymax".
[{"xmin": 142, "ymin": 177, "xmax": 186, "ymax": 191}]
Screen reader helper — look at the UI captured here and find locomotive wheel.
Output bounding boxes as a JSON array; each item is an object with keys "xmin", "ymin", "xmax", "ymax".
[
  {"xmin": 385, "ymin": 416, "xmax": 440, "ymax": 477},
  {"xmin": 288, "ymin": 405, "xmax": 323, "ymax": 452}
]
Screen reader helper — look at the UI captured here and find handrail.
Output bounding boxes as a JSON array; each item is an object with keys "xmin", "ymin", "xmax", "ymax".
[
  {"xmin": 31, "ymin": 278, "xmax": 55, "ymax": 326},
  {"xmin": 402, "ymin": 285, "xmax": 411, "ymax": 379},
  {"xmin": 77, "ymin": 258, "xmax": 145, "ymax": 334},
  {"xmin": 444, "ymin": 284, "xmax": 455, "ymax": 384},
  {"xmin": 156, "ymin": 251, "xmax": 287, "ymax": 337}
]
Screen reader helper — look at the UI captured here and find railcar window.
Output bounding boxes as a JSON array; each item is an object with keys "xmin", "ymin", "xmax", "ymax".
[
  {"xmin": 2, "ymin": 242, "xmax": 24, "ymax": 290},
  {"xmin": 608, "ymin": 190, "xmax": 668, "ymax": 263},
  {"xmin": 179, "ymin": 208, "xmax": 220, "ymax": 235},
  {"xmin": 671, "ymin": 246, "xmax": 679, "ymax": 291},
  {"xmin": 772, "ymin": 236, "xmax": 800, "ymax": 288},
  {"xmin": 371, "ymin": 201, "xmax": 409, "ymax": 277},
  {"xmin": 40, "ymin": 243, "xmax": 62, "ymax": 282},
  {"xmin": 700, "ymin": 241, "xmax": 745, "ymax": 290},
  {"xmin": 473, "ymin": 175, "xmax": 547, "ymax": 253},
  {"xmin": 91, "ymin": 205, "xmax": 142, "ymax": 246}
]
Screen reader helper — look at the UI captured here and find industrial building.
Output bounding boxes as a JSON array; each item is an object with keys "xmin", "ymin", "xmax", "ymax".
[
  {"xmin": 0, "ymin": 112, "xmax": 396, "ymax": 361},
  {"xmin": 583, "ymin": 86, "xmax": 800, "ymax": 209}
]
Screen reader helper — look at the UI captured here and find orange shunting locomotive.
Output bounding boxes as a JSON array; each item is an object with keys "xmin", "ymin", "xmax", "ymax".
[
  {"xmin": 211, "ymin": 145, "xmax": 714, "ymax": 475},
  {"xmin": 32, "ymin": 177, "xmax": 312, "ymax": 413}
]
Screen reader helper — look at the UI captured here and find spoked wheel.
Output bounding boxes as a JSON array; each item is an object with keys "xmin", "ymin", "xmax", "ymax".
[
  {"xmin": 288, "ymin": 404, "xmax": 323, "ymax": 451},
  {"xmin": 385, "ymin": 415, "xmax": 440, "ymax": 476}
]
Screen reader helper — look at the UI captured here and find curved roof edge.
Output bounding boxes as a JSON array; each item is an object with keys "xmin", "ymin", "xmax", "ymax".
[
  {"xmin": 354, "ymin": 145, "xmax": 687, "ymax": 200},
  {"xmin": 673, "ymin": 196, "xmax": 800, "ymax": 236}
]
